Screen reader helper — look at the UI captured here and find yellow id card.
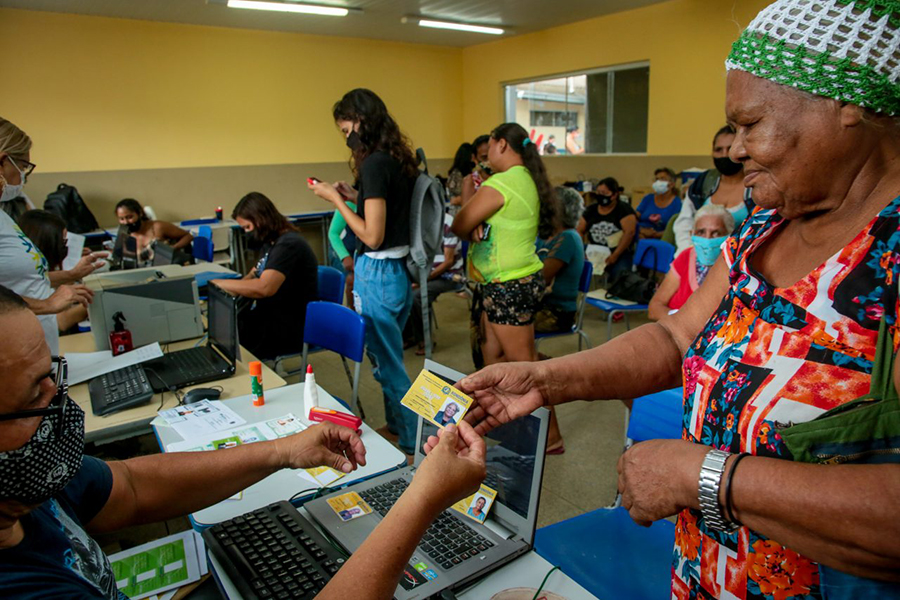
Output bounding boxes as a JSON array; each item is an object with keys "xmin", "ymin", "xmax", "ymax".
[
  {"xmin": 326, "ymin": 491, "xmax": 372, "ymax": 522},
  {"xmin": 401, "ymin": 370, "xmax": 474, "ymax": 429},
  {"xmin": 451, "ymin": 484, "xmax": 497, "ymax": 524}
]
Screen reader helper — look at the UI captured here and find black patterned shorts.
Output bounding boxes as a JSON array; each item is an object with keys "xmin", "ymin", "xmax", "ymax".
[{"xmin": 481, "ymin": 272, "xmax": 546, "ymax": 326}]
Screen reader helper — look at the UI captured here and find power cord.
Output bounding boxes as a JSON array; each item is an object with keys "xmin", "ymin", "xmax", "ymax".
[
  {"xmin": 531, "ymin": 565, "xmax": 560, "ymax": 600},
  {"xmin": 144, "ymin": 367, "xmax": 183, "ymax": 410}
]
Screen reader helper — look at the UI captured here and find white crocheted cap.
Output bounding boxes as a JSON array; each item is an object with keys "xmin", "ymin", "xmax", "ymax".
[{"xmin": 726, "ymin": 0, "xmax": 900, "ymax": 115}]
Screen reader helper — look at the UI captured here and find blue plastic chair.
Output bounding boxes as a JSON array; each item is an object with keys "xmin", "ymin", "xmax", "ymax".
[
  {"xmin": 586, "ymin": 238, "xmax": 676, "ymax": 341},
  {"xmin": 535, "ymin": 261, "xmax": 593, "ymax": 352},
  {"xmin": 191, "ymin": 235, "xmax": 214, "ymax": 263},
  {"xmin": 317, "ymin": 266, "xmax": 345, "ymax": 305},
  {"xmin": 299, "ymin": 302, "xmax": 366, "ymax": 415},
  {"xmin": 534, "ymin": 387, "xmax": 682, "ymax": 600},
  {"xmin": 197, "ymin": 225, "xmax": 213, "ymax": 241}
]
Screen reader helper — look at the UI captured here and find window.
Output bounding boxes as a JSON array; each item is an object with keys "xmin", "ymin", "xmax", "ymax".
[{"xmin": 504, "ymin": 63, "xmax": 649, "ymax": 155}]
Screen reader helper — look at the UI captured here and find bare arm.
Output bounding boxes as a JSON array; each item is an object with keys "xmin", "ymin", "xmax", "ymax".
[
  {"xmin": 541, "ymin": 258, "xmax": 566, "ymax": 287},
  {"xmin": 429, "ymin": 247, "xmax": 457, "ymax": 280},
  {"xmin": 24, "ymin": 285, "xmax": 93, "ymax": 315},
  {"xmin": 87, "ymin": 423, "xmax": 366, "ymax": 534},
  {"xmin": 647, "ymin": 269, "xmax": 680, "ymax": 321},
  {"xmin": 452, "ymin": 186, "xmax": 504, "ymax": 239},
  {"xmin": 309, "ymin": 181, "xmax": 387, "ymax": 250},
  {"xmin": 211, "ymin": 269, "xmax": 285, "ymax": 299},
  {"xmin": 156, "ymin": 221, "xmax": 194, "ymax": 250},
  {"xmin": 56, "ymin": 305, "xmax": 87, "ymax": 331}
]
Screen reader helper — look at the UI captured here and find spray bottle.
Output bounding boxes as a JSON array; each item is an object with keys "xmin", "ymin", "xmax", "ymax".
[{"xmin": 109, "ymin": 312, "xmax": 133, "ymax": 356}]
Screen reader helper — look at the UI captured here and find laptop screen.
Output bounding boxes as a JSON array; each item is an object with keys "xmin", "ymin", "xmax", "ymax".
[
  {"xmin": 207, "ymin": 284, "xmax": 237, "ymax": 361},
  {"xmin": 419, "ymin": 415, "xmax": 540, "ymax": 521}
]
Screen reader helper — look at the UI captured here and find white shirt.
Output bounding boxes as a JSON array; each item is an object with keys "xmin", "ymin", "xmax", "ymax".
[{"xmin": 0, "ymin": 210, "xmax": 59, "ymax": 354}]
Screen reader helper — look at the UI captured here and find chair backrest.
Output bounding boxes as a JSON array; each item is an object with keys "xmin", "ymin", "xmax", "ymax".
[
  {"xmin": 303, "ymin": 301, "xmax": 365, "ymax": 363},
  {"xmin": 626, "ymin": 388, "xmax": 683, "ymax": 444},
  {"xmin": 317, "ymin": 266, "xmax": 345, "ymax": 304},
  {"xmin": 197, "ymin": 225, "xmax": 213, "ymax": 240},
  {"xmin": 191, "ymin": 236, "xmax": 214, "ymax": 262},
  {"xmin": 578, "ymin": 260, "xmax": 593, "ymax": 294},
  {"xmin": 634, "ymin": 239, "xmax": 676, "ymax": 274}
]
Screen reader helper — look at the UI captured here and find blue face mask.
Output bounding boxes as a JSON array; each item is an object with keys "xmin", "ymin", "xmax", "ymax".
[{"xmin": 692, "ymin": 235, "xmax": 727, "ymax": 266}]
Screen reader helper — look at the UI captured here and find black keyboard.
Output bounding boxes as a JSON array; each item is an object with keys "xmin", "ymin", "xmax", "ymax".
[
  {"xmin": 88, "ymin": 365, "xmax": 154, "ymax": 416},
  {"xmin": 203, "ymin": 501, "xmax": 346, "ymax": 599},
  {"xmin": 359, "ymin": 478, "xmax": 493, "ymax": 571}
]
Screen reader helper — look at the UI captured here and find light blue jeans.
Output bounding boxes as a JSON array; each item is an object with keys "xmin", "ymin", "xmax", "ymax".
[{"xmin": 353, "ymin": 254, "xmax": 416, "ymax": 454}]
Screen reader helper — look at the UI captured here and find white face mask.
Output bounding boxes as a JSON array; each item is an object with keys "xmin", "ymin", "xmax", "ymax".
[
  {"xmin": 652, "ymin": 180, "xmax": 670, "ymax": 195},
  {"xmin": 1, "ymin": 157, "xmax": 26, "ymax": 203}
]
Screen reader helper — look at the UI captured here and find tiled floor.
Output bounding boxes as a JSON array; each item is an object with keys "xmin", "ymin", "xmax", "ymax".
[{"xmin": 90, "ymin": 290, "xmax": 653, "ymax": 554}]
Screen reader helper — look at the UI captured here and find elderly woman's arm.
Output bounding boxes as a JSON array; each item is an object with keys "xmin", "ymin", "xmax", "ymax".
[{"xmin": 459, "ymin": 256, "xmax": 731, "ymax": 429}]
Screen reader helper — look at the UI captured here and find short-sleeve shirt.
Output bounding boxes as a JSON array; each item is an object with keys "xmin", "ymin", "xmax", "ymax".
[
  {"xmin": 249, "ymin": 231, "xmax": 318, "ymax": 357},
  {"xmin": 636, "ymin": 193, "xmax": 681, "ymax": 233},
  {"xmin": 357, "ymin": 151, "xmax": 412, "ymax": 255},
  {"xmin": 537, "ymin": 229, "xmax": 585, "ymax": 312},
  {"xmin": 667, "ymin": 248, "xmax": 699, "ymax": 311},
  {"xmin": 0, "ymin": 456, "xmax": 123, "ymax": 599},
  {"xmin": 434, "ymin": 214, "xmax": 463, "ymax": 277},
  {"xmin": 0, "ymin": 210, "xmax": 59, "ymax": 355},
  {"xmin": 673, "ymin": 197, "xmax": 900, "ymax": 600},
  {"xmin": 469, "ymin": 166, "xmax": 544, "ymax": 283},
  {"xmin": 581, "ymin": 200, "xmax": 636, "ymax": 250}
]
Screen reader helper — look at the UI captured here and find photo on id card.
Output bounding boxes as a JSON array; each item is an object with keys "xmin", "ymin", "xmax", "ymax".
[{"xmin": 401, "ymin": 370, "xmax": 474, "ymax": 429}]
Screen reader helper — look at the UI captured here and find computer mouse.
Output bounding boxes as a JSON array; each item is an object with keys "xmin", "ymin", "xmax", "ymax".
[{"xmin": 183, "ymin": 387, "xmax": 222, "ymax": 405}]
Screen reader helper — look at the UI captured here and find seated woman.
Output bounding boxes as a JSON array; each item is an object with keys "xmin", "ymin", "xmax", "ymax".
[
  {"xmin": 115, "ymin": 198, "xmax": 193, "ymax": 266},
  {"xmin": 211, "ymin": 192, "xmax": 318, "ymax": 360},
  {"xmin": 536, "ymin": 186, "xmax": 586, "ymax": 334},
  {"xmin": 635, "ymin": 168, "xmax": 681, "ymax": 240},
  {"xmin": 648, "ymin": 203, "xmax": 734, "ymax": 321},
  {"xmin": 17, "ymin": 209, "xmax": 107, "ymax": 332},
  {"xmin": 577, "ymin": 177, "xmax": 636, "ymax": 278}
]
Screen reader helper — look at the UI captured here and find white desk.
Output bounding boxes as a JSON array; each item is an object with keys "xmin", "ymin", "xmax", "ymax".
[
  {"xmin": 153, "ymin": 383, "xmax": 407, "ymax": 529},
  {"xmin": 209, "ymin": 538, "xmax": 598, "ymax": 599}
]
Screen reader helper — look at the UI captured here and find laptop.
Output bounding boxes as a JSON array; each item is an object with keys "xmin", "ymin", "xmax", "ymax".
[
  {"xmin": 152, "ymin": 241, "xmax": 194, "ymax": 266},
  {"xmin": 305, "ymin": 361, "xmax": 549, "ymax": 600},
  {"xmin": 142, "ymin": 283, "xmax": 238, "ymax": 392}
]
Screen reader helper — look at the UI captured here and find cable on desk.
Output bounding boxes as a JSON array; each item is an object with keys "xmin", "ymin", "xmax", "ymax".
[
  {"xmin": 531, "ymin": 565, "xmax": 560, "ymax": 600},
  {"xmin": 144, "ymin": 367, "xmax": 183, "ymax": 410}
]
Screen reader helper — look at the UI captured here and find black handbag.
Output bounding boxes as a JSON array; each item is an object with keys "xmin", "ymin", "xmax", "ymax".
[{"xmin": 606, "ymin": 270, "xmax": 658, "ymax": 304}]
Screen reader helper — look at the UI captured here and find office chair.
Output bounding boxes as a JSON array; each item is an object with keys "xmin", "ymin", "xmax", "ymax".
[
  {"xmin": 317, "ymin": 266, "xmax": 345, "ymax": 305},
  {"xmin": 197, "ymin": 225, "xmax": 213, "ymax": 241},
  {"xmin": 535, "ymin": 261, "xmax": 593, "ymax": 352},
  {"xmin": 534, "ymin": 387, "xmax": 682, "ymax": 600},
  {"xmin": 191, "ymin": 235, "xmax": 214, "ymax": 263},
  {"xmin": 586, "ymin": 238, "xmax": 676, "ymax": 341}
]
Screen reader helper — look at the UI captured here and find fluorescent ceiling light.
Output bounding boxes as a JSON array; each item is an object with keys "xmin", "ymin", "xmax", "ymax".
[
  {"xmin": 227, "ymin": 0, "xmax": 349, "ymax": 16},
  {"xmin": 418, "ymin": 19, "xmax": 504, "ymax": 35}
]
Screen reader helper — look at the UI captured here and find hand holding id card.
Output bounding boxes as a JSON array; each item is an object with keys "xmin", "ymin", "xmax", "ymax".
[{"xmin": 401, "ymin": 370, "xmax": 475, "ymax": 429}]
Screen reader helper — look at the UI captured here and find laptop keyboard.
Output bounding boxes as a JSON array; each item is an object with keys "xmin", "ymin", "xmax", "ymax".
[
  {"xmin": 168, "ymin": 347, "xmax": 220, "ymax": 374},
  {"xmin": 203, "ymin": 501, "xmax": 345, "ymax": 600},
  {"xmin": 359, "ymin": 478, "xmax": 494, "ymax": 571}
]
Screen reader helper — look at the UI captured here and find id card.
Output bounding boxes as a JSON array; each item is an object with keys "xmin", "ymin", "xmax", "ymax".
[
  {"xmin": 326, "ymin": 491, "xmax": 372, "ymax": 522},
  {"xmin": 450, "ymin": 484, "xmax": 497, "ymax": 524},
  {"xmin": 401, "ymin": 370, "xmax": 474, "ymax": 429}
]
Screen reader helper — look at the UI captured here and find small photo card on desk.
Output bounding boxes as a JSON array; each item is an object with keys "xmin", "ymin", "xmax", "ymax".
[
  {"xmin": 327, "ymin": 491, "xmax": 373, "ymax": 522},
  {"xmin": 451, "ymin": 484, "xmax": 497, "ymax": 524},
  {"xmin": 401, "ymin": 370, "xmax": 474, "ymax": 429}
]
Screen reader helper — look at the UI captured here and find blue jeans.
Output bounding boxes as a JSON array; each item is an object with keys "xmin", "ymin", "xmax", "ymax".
[{"xmin": 353, "ymin": 255, "xmax": 416, "ymax": 454}]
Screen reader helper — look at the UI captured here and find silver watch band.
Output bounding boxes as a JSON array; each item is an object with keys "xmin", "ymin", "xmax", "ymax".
[{"xmin": 698, "ymin": 449, "xmax": 739, "ymax": 533}]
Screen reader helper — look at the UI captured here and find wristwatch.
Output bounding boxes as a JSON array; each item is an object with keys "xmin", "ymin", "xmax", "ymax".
[{"xmin": 698, "ymin": 449, "xmax": 739, "ymax": 533}]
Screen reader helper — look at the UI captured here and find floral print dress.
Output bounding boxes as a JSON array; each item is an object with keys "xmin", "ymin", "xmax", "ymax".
[{"xmin": 672, "ymin": 197, "xmax": 900, "ymax": 600}]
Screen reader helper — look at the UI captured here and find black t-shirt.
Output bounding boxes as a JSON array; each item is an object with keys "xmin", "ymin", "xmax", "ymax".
[
  {"xmin": 582, "ymin": 200, "xmax": 636, "ymax": 250},
  {"xmin": 0, "ymin": 456, "xmax": 123, "ymax": 599},
  {"xmin": 242, "ymin": 230, "xmax": 318, "ymax": 359},
  {"xmin": 357, "ymin": 151, "xmax": 412, "ymax": 254}
]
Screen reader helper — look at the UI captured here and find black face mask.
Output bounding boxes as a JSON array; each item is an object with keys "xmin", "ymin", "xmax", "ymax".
[
  {"xmin": 346, "ymin": 131, "xmax": 364, "ymax": 152},
  {"xmin": 714, "ymin": 156, "xmax": 743, "ymax": 177},
  {"xmin": 596, "ymin": 194, "xmax": 613, "ymax": 207},
  {"xmin": 125, "ymin": 218, "xmax": 142, "ymax": 234}
]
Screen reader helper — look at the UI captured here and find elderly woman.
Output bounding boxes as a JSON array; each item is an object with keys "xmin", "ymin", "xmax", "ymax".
[
  {"xmin": 458, "ymin": 2, "xmax": 900, "ymax": 598},
  {"xmin": 648, "ymin": 204, "xmax": 734, "ymax": 321}
]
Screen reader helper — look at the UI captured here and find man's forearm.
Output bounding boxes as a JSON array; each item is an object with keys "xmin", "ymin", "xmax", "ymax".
[
  {"xmin": 319, "ymin": 490, "xmax": 439, "ymax": 600},
  {"xmin": 537, "ymin": 322, "xmax": 684, "ymax": 404}
]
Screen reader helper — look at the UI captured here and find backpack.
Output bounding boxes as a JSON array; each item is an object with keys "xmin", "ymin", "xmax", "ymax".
[
  {"xmin": 44, "ymin": 184, "xmax": 100, "ymax": 234},
  {"xmin": 407, "ymin": 149, "xmax": 447, "ymax": 359}
]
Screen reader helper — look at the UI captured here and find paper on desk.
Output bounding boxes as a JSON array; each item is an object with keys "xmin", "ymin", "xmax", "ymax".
[
  {"xmin": 109, "ymin": 530, "xmax": 203, "ymax": 600},
  {"xmin": 66, "ymin": 342, "xmax": 164, "ymax": 385},
  {"xmin": 158, "ymin": 400, "xmax": 246, "ymax": 439},
  {"xmin": 62, "ymin": 232, "xmax": 86, "ymax": 272}
]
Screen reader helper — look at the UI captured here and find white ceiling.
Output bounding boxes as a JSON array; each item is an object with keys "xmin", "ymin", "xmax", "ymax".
[{"xmin": 0, "ymin": 0, "xmax": 672, "ymax": 47}]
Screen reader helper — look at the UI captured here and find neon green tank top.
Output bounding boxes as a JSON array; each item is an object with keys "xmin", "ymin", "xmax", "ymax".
[{"xmin": 469, "ymin": 165, "xmax": 544, "ymax": 283}]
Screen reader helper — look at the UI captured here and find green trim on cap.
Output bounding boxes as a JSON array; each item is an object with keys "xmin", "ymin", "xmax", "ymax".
[
  {"xmin": 836, "ymin": 0, "xmax": 900, "ymax": 27},
  {"xmin": 727, "ymin": 30, "xmax": 900, "ymax": 115}
]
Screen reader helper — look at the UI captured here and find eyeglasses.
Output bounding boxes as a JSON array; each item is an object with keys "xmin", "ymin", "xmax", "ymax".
[
  {"xmin": 0, "ymin": 356, "xmax": 69, "ymax": 437},
  {"xmin": 7, "ymin": 156, "xmax": 36, "ymax": 180}
]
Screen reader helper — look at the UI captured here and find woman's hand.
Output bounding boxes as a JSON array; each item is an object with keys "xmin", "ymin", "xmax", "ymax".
[
  {"xmin": 457, "ymin": 363, "xmax": 550, "ymax": 435},
  {"xmin": 68, "ymin": 251, "xmax": 108, "ymax": 280},
  {"xmin": 341, "ymin": 256, "xmax": 354, "ymax": 274},
  {"xmin": 414, "ymin": 422, "xmax": 486, "ymax": 515},
  {"xmin": 335, "ymin": 181, "xmax": 358, "ymax": 202},
  {"xmin": 47, "ymin": 283, "xmax": 94, "ymax": 312},
  {"xmin": 617, "ymin": 439, "xmax": 707, "ymax": 526},
  {"xmin": 308, "ymin": 180, "xmax": 343, "ymax": 205},
  {"xmin": 274, "ymin": 422, "xmax": 367, "ymax": 474}
]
